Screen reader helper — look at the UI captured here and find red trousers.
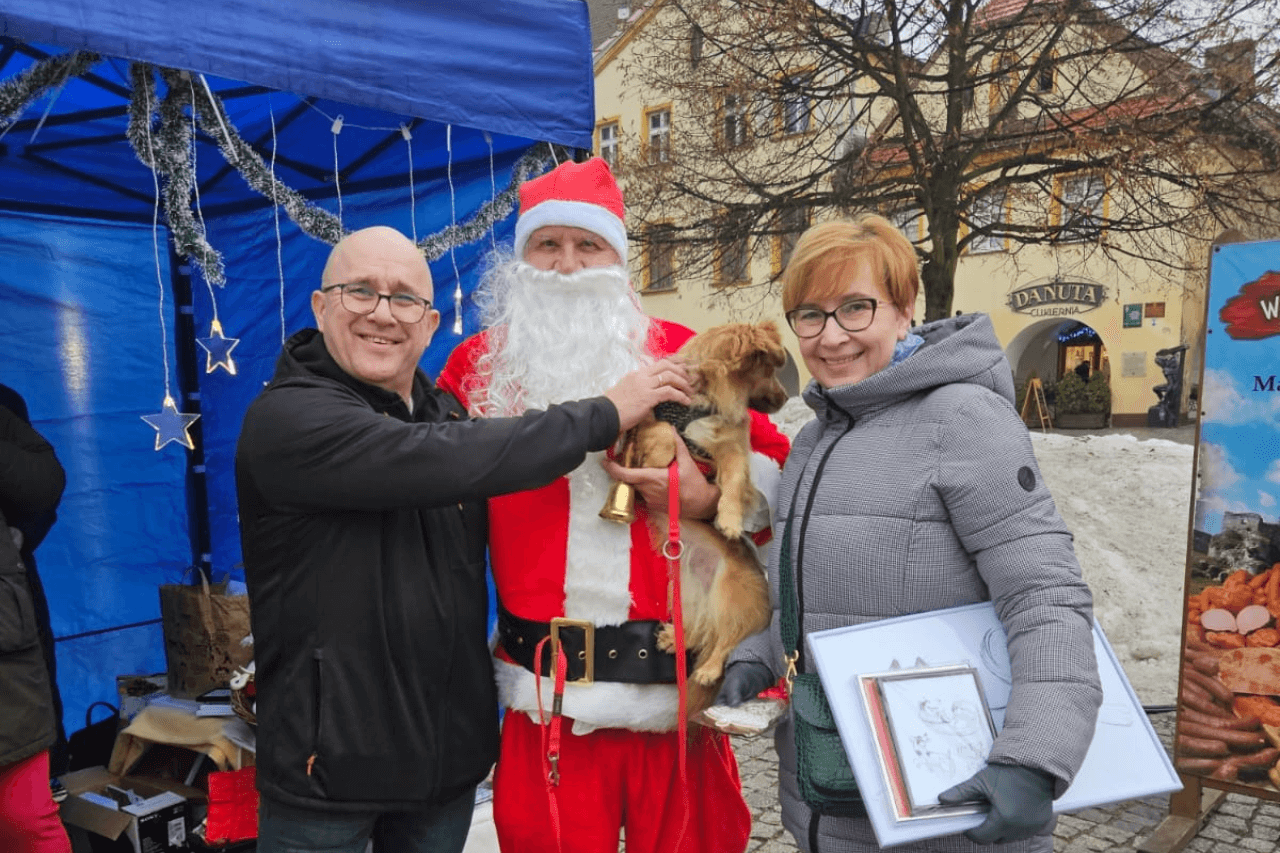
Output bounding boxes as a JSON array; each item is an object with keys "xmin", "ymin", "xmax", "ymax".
[
  {"xmin": 0, "ymin": 751, "xmax": 70, "ymax": 853},
  {"xmin": 493, "ymin": 712, "xmax": 751, "ymax": 853}
]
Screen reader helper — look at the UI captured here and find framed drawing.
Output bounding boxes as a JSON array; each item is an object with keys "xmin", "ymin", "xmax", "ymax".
[
  {"xmin": 860, "ymin": 664, "xmax": 996, "ymax": 822},
  {"xmin": 808, "ymin": 601, "xmax": 1182, "ymax": 848}
]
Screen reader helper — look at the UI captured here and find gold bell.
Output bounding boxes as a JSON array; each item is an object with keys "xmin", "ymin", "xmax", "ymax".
[{"xmin": 599, "ymin": 430, "xmax": 637, "ymax": 524}]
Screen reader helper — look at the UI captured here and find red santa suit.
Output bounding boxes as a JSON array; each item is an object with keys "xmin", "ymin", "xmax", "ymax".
[{"xmin": 439, "ymin": 317, "xmax": 789, "ymax": 853}]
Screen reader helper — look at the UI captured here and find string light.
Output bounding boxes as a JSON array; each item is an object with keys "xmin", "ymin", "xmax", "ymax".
[
  {"xmin": 1057, "ymin": 321, "xmax": 1102, "ymax": 344},
  {"xmin": 484, "ymin": 131, "xmax": 498, "ymax": 256},
  {"xmin": 402, "ymin": 124, "xmax": 417, "ymax": 242},
  {"xmin": 331, "ymin": 115, "xmax": 344, "ymax": 226},
  {"xmin": 9, "ymin": 52, "xmax": 565, "ymax": 378},
  {"xmin": 137, "ymin": 68, "xmax": 199, "ymax": 450},
  {"xmin": 198, "ymin": 73, "xmax": 237, "ymax": 164},
  {"xmin": 188, "ymin": 76, "xmax": 239, "ymax": 375},
  {"xmin": 446, "ymin": 124, "xmax": 463, "ymax": 335}
]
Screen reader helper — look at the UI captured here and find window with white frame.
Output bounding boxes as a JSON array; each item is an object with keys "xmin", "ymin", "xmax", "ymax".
[
  {"xmin": 969, "ymin": 189, "xmax": 1006, "ymax": 253},
  {"xmin": 1060, "ymin": 175, "xmax": 1104, "ymax": 242},
  {"xmin": 598, "ymin": 122, "xmax": 619, "ymax": 169},
  {"xmin": 646, "ymin": 108, "xmax": 671, "ymax": 164},
  {"xmin": 722, "ymin": 93, "xmax": 747, "ymax": 148},
  {"xmin": 782, "ymin": 73, "xmax": 811, "ymax": 134}
]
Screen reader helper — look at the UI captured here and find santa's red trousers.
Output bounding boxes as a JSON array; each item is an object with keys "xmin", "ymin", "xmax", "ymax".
[
  {"xmin": 0, "ymin": 751, "xmax": 70, "ymax": 853},
  {"xmin": 493, "ymin": 711, "xmax": 751, "ymax": 853}
]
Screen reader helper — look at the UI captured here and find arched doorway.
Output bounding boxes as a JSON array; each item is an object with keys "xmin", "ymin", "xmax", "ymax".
[{"xmin": 1006, "ymin": 319, "xmax": 1112, "ymax": 425}]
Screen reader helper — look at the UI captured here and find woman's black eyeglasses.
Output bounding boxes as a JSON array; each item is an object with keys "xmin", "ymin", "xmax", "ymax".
[{"xmin": 785, "ymin": 298, "xmax": 878, "ymax": 338}]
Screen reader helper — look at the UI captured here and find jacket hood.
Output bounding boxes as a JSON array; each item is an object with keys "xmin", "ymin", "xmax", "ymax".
[
  {"xmin": 269, "ymin": 328, "xmax": 438, "ymax": 419},
  {"xmin": 802, "ymin": 312, "xmax": 1015, "ymax": 420}
]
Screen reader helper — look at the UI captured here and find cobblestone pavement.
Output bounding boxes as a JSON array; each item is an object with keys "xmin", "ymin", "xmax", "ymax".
[{"xmin": 731, "ymin": 710, "xmax": 1280, "ymax": 852}]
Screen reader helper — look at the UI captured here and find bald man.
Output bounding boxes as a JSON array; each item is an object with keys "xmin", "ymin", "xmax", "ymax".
[{"xmin": 235, "ymin": 226, "xmax": 694, "ymax": 853}]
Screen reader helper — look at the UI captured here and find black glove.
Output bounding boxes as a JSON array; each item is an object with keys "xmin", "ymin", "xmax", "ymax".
[
  {"xmin": 936, "ymin": 763, "xmax": 1056, "ymax": 844},
  {"xmin": 713, "ymin": 661, "xmax": 776, "ymax": 707}
]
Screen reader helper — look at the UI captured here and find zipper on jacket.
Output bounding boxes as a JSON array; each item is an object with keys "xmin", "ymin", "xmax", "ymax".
[{"xmin": 308, "ymin": 648, "xmax": 323, "ymax": 775}]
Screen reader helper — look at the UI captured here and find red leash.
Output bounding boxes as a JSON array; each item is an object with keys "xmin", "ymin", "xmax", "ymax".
[
  {"xmin": 534, "ymin": 635, "xmax": 568, "ymax": 853},
  {"xmin": 535, "ymin": 464, "xmax": 689, "ymax": 853},
  {"xmin": 665, "ymin": 460, "xmax": 691, "ymax": 850}
]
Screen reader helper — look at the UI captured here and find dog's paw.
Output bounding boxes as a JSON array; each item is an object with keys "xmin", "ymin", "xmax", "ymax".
[
  {"xmin": 656, "ymin": 623, "xmax": 676, "ymax": 653},
  {"xmin": 713, "ymin": 511, "xmax": 745, "ymax": 540},
  {"xmin": 692, "ymin": 664, "xmax": 724, "ymax": 686}
]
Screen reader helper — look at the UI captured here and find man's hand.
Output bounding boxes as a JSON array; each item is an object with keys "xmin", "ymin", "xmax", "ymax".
[
  {"xmin": 713, "ymin": 661, "xmax": 776, "ymax": 707},
  {"xmin": 600, "ymin": 423, "xmax": 719, "ymax": 519},
  {"xmin": 936, "ymin": 763, "xmax": 1056, "ymax": 844},
  {"xmin": 604, "ymin": 359, "xmax": 693, "ymax": 433}
]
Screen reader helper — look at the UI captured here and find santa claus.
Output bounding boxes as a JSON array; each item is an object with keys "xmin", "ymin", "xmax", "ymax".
[{"xmin": 438, "ymin": 157, "xmax": 789, "ymax": 853}]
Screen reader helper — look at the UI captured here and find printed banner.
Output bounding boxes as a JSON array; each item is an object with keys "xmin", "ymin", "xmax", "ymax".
[{"xmin": 1178, "ymin": 238, "xmax": 1280, "ymax": 795}]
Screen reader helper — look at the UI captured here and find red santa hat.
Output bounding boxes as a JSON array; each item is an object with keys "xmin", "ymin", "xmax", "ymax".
[{"xmin": 513, "ymin": 157, "xmax": 628, "ymax": 264}]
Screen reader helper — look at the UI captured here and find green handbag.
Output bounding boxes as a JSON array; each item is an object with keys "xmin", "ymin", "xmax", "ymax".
[
  {"xmin": 779, "ymin": 430, "xmax": 864, "ymax": 817},
  {"xmin": 790, "ymin": 672, "xmax": 864, "ymax": 815}
]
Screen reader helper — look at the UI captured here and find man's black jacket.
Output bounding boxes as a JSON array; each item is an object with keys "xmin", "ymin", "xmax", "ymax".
[{"xmin": 235, "ymin": 329, "xmax": 618, "ymax": 811}]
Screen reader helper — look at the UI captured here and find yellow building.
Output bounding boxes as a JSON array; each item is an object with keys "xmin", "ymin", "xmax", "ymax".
[{"xmin": 592, "ymin": 0, "xmax": 1275, "ymax": 426}]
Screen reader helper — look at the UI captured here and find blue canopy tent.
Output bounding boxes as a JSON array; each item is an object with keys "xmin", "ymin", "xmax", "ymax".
[{"xmin": 0, "ymin": 0, "xmax": 594, "ymax": 741}]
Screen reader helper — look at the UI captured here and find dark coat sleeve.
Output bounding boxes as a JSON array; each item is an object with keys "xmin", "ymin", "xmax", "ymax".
[
  {"xmin": 237, "ymin": 385, "xmax": 620, "ymax": 512},
  {"xmin": 0, "ymin": 406, "xmax": 66, "ymax": 533}
]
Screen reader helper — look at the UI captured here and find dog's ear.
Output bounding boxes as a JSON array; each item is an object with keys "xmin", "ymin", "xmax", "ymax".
[
  {"xmin": 692, "ymin": 324, "xmax": 749, "ymax": 366},
  {"xmin": 751, "ymin": 322, "xmax": 787, "ymax": 369}
]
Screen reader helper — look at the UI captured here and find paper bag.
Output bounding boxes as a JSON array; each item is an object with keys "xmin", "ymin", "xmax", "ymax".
[{"xmin": 159, "ymin": 571, "xmax": 252, "ymax": 698}]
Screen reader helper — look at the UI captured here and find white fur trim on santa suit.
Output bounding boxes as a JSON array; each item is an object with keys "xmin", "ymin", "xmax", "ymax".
[
  {"xmin": 493, "ymin": 452, "xmax": 682, "ymax": 733},
  {"xmin": 562, "ymin": 452, "xmax": 632, "ymax": 622},
  {"xmin": 495, "ymin": 659, "xmax": 680, "ymax": 735},
  {"xmin": 513, "ymin": 199, "xmax": 629, "ymax": 266}
]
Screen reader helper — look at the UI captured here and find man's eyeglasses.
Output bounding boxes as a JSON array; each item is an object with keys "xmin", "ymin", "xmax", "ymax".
[
  {"xmin": 785, "ymin": 298, "xmax": 879, "ymax": 338},
  {"xmin": 322, "ymin": 283, "xmax": 433, "ymax": 324}
]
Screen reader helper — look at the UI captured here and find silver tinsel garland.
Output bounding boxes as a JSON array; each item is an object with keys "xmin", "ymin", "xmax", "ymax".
[
  {"xmin": 0, "ymin": 51, "xmax": 99, "ymax": 129},
  {"xmin": 123, "ymin": 65, "xmax": 226, "ymax": 285},
  {"xmin": 14, "ymin": 48, "xmax": 559, "ymax": 287},
  {"xmin": 166, "ymin": 66, "xmax": 349, "ymax": 250}
]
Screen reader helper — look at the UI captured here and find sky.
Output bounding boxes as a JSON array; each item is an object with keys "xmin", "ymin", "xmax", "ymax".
[{"xmin": 772, "ymin": 400, "xmax": 1196, "ymax": 706}]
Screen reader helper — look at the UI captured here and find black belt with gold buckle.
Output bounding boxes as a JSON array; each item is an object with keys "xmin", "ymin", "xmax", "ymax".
[{"xmin": 497, "ymin": 605, "xmax": 693, "ymax": 684}]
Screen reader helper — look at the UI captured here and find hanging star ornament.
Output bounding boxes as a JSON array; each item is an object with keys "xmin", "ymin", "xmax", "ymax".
[
  {"xmin": 197, "ymin": 318, "xmax": 239, "ymax": 375},
  {"xmin": 142, "ymin": 395, "xmax": 200, "ymax": 451}
]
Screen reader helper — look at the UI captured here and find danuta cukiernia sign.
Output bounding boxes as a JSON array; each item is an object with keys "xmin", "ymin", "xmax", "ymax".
[{"xmin": 1007, "ymin": 281, "xmax": 1106, "ymax": 316}]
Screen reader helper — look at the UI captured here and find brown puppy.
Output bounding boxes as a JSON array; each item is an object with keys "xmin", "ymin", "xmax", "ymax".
[{"xmin": 625, "ymin": 321, "xmax": 789, "ymax": 713}]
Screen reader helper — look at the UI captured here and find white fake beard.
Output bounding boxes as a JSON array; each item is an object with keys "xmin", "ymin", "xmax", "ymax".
[{"xmin": 473, "ymin": 261, "xmax": 651, "ymax": 416}]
